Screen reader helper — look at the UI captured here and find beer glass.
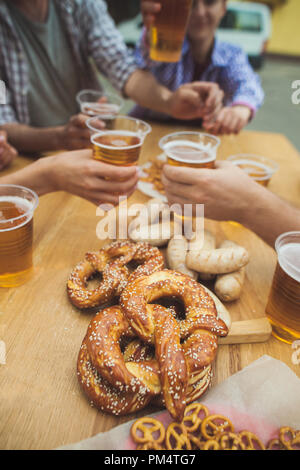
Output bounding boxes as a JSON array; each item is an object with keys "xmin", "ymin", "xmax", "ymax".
[
  {"xmin": 76, "ymin": 90, "xmax": 123, "ymax": 127},
  {"xmin": 227, "ymin": 154, "xmax": 279, "ymax": 187},
  {"xmin": 150, "ymin": 0, "xmax": 193, "ymax": 62},
  {"xmin": 0, "ymin": 185, "xmax": 39, "ymax": 287},
  {"xmin": 266, "ymin": 231, "xmax": 300, "ymax": 344},
  {"xmin": 159, "ymin": 131, "xmax": 220, "ymax": 169},
  {"xmin": 91, "ymin": 116, "xmax": 151, "ymax": 166}
]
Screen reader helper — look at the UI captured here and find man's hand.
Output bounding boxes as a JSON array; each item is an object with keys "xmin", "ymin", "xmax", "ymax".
[
  {"xmin": 204, "ymin": 105, "xmax": 252, "ymax": 135},
  {"xmin": 58, "ymin": 113, "xmax": 96, "ymax": 150},
  {"xmin": 50, "ymin": 149, "xmax": 139, "ymax": 206},
  {"xmin": 161, "ymin": 160, "xmax": 260, "ymax": 222},
  {"xmin": 140, "ymin": 0, "xmax": 161, "ymax": 28},
  {"xmin": 0, "ymin": 130, "xmax": 17, "ymax": 170},
  {"xmin": 168, "ymin": 82, "xmax": 224, "ymax": 121}
]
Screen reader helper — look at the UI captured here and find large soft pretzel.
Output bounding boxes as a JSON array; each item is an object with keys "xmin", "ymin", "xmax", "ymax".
[
  {"xmin": 77, "ymin": 306, "xmax": 213, "ymax": 418},
  {"xmin": 67, "ymin": 240, "xmax": 164, "ymax": 309}
]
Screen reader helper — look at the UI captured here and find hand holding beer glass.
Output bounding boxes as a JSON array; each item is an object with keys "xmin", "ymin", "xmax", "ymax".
[
  {"xmin": 227, "ymin": 154, "xmax": 279, "ymax": 187},
  {"xmin": 76, "ymin": 89, "xmax": 124, "ymax": 128},
  {"xmin": 91, "ymin": 116, "xmax": 152, "ymax": 166},
  {"xmin": 0, "ymin": 184, "xmax": 39, "ymax": 287},
  {"xmin": 266, "ymin": 231, "xmax": 300, "ymax": 344},
  {"xmin": 147, "ymin": 0, "xmax": 193, "ymax": 62}
]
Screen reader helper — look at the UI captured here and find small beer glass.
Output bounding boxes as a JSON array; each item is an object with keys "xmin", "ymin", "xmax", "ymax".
[
  {"xmin": 91, "ymin": 116, "xmax": 152, "ymax": 166},
  {"xmin": 266, "ymin": 231, "xmax": 300, "ymax": 344},
  {"xmin": 0, "ymin": 185, "xmax": 39, "ymax": 287}
]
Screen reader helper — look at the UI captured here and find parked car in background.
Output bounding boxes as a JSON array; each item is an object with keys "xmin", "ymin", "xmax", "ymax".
[
  {"xmin": 216, "ymin": 1, "xmax": 271, "ymax": 69},
  {"xmin": 117, "ymin": 1, "xmax": 271, "ymax": 69}
]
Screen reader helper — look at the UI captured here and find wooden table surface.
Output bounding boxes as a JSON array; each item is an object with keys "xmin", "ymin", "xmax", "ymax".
[{"xmin": 0, "ymin": 123, "xmax": 300, "ymax": 450}]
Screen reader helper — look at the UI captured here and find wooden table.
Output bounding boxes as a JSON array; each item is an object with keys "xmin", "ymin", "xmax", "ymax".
[{"xmin": 0, "ymin": 123, "xmax": 300, "ymax": 450}]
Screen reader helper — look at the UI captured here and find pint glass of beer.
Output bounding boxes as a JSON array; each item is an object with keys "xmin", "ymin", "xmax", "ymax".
[
  {"xmin": 266, "ymin": 231, "xmax": 300, "ymax": 344},
  {"xmin": 150, "ymin": 0, "xmax": 193, "ymax": 62},
  {"xmin": 227, "ymin": 154, "xmax": 279, "ymax": 187},
  {"xmin": 0, "ymin": 185, "xmax": 39, "ymax": 287},
  {"xmin": 159, "ymin": 131, "xmax": 220, "ymax": 169},
  {"xmin": 91, "ymin": 116, "xmax": 152, "ymax": 166},
  {"xmin": 76, "ymin": 90, "xmax": 123, "ymax": 127}
]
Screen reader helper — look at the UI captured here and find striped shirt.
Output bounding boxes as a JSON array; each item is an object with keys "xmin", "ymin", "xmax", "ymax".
[{"xmin": 0, "ymin": 0, "xmax": 138, "ymax": 125}]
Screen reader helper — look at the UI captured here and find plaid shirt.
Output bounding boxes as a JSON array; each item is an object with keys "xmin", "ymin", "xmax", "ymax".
[
  {"xmin": 130, "ymin": 33, "xmax": 264, "ymax": 121},
  {"xmin": 0, "ymin": 0, "xmax": 138, "ymax": 125}
]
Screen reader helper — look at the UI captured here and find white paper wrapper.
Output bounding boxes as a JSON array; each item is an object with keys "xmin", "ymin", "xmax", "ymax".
[{"xmin": 57, "ymin": 355, "xmax": 300, "ymax": 450}]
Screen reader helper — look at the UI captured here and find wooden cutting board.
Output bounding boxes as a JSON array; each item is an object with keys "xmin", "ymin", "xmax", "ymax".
[{"xmin": 219, "ymin": 317, "xmax": 272, "ymax": 345}]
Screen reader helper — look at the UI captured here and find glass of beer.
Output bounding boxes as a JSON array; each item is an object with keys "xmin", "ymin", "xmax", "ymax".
[
  {"xmin": 227, "ymin": 154, "xmax": 279, "ymax": 187},
  {"xmin": 266, "ymin": 231, "xmax": 300, "ymax": 344},
  {"xmin": 0, "ymin": 184, "xmax": 39, "ymax": 288},
  {"xmin": 159, "ymin": 131, "xmax": 220, "ymax": 169},
  {"xmin": 150, "ymin": 0, "xmax": 193, "ymax": 62},
  {"xmin": 91, "ymin": 116, "xmax": 151, "ymax": 166},
  {"xmin": 76, "ymin": 90, "xmax": 123, "ymax": 127}
]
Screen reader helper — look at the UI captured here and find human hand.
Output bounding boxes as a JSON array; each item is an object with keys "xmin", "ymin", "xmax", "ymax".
[
  {"xmin": 168, "ymin": 82, "xmax": 224, "ymax": 121},
  {"xmin": 0, "ymin": 130, "xmax": 18, "ymax": 170},
  {"xmin": 161, "ymin": 160, "xmax": 262, "ymax": 222},
  {"xmin": 58, "ymin": 113, "xmax": 97, "ymax": 150},
  {"xmin": 50, "ymin": 149, "xmax": 139, "ymax": 206},
  {"xmin": 204, "ymin": 105, "xmax": 252, "ymax": 135},
  {"xmin": 140, "ymin": 0, "xmax": 161, "ymax": 28}
]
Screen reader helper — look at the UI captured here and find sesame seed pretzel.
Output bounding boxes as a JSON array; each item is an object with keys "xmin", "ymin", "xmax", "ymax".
[
  {"xmin": 120, "ymin": 269, "xmax": 228, "ymax": 420},
  {"xmin": 67, "ymin": 241, "xmax": 164, "ymax": 309}
]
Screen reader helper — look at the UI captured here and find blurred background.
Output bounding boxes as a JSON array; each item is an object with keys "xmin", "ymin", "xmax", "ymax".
[{"xmin": 102, "ymin": 0, "xmax": 300, "ymax": 151}]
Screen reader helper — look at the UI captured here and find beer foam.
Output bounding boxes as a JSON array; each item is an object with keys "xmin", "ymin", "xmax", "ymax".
[
  {"xmin": 231, "ymin": 159, "xmax": 274, "ymax": 179},
  {"xmin": 92, "ymin": 131, "xmax": 142, "ymax": 150},
  {"xmin": 0, "ymin": 196, "xmax": 33, "ymax": 213},
  {"xmin": 278, "ymin": 243, "xmax": 300, "ymax": 283},
  {"xmin": 163, "ymin": 140, "xmax": 214, "ymax": 163}
]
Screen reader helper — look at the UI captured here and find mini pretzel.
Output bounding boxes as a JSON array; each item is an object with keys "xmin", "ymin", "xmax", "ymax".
[
  {"xmin": 131, "ymin": 417, "xmax": 165, "ymax": 444},
  {"xmin": 201, "ymin": 439, "xmax": 220, "ymax": 450},
  {"xmin": 279, "ymin": 426, "xmax": 300, "ymax": 450},
  {"xmin": 266, "ymin": 438, "xmax": 286, "ymax": 450},
  {"xmin": 67, "ymin": 240, "xmax": 164, "ymax": 309},
  {"xmin": 217, "ymin": 432, "xmax": 245, "ymax": 450},
  {"xmin": 182, "ymin": 403, "xmax": 209, "ymax": 433},
  {"xmin": 239, "ymin": 430, "xmax": 265, "ymax": 450},
  {"xmin": 165, "ymin": 422, "xmax": 192, "ymax": 450},
  {"xmin": 200, "ymin": 414, "xmax": 234, "ymax": 440}
]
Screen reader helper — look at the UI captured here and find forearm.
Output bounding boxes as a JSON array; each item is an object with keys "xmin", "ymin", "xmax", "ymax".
[
  {"xmin": 124, "ymin": 69, "xmax": 172, "ymax": 115},
  {"xmin": 0, "ymin": 156, "xmax": 57, "ymax": 196},
  {"xmin": 1, "ymin": 122, "xmax": 64, "ymax": 153},
  {"xmin": 239, "ymin": 188, "xmax": 300, "ymax": 247}
]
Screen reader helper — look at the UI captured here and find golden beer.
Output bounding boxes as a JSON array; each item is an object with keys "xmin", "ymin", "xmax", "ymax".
[
  {"xmin": 227, "ymin": 154, "xmax": 279, "ymax": 186},
  {"xmin": 150, "ymin": 0, "xmax": 193, "ymax": 62},
  {"xmin": 0, "ymin": 186, "xmax": 38, "ymax": 287},
  {"xmin": 92, "ymin": 131, "xmax": 143, "ymax": 166},
  {"xmin": 266, "ymin": 232, "xmax": 300, "ymax": 344},
  {"xmin": 159, "ymin": 132, "xmax": 220, "ymax": 168}
]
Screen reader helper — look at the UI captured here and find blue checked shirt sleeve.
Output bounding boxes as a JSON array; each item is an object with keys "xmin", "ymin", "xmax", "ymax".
[
  {"xmin": 220, "ymin": 48, "xmax": 264, "ymax": 114},
  {"xmin": 76, "ymin": 0, "xmax": 138, "ymax": 94}
]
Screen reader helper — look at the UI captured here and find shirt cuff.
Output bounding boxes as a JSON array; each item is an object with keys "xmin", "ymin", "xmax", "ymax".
[{"xmin": 230, "ymin": 101, "xmax": 257, "ymax": 120}]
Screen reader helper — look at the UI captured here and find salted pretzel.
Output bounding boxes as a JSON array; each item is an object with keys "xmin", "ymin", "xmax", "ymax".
[
  {"xmin": 279, "ymin": 426, "xmax": 300, "ymax": 450},
  {"xmin": 182, "ymin": 403, "xmax": 209, "ymax": 433},
  {"xmin": 67, "ymin": 240, "xmax": 164, "ymax": 309},
  {"xmin": 120, "ymin": 269, "xmax": 228, "ymax": 420}
]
